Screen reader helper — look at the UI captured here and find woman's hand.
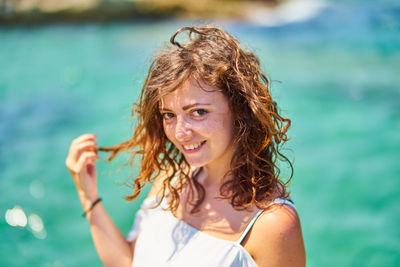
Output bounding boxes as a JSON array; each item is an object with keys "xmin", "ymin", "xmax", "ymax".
[
  {"xmin": 66, "ymin": 134, "xmax": 99, "ymax": 202},
  {"xmin": 66, "ymin": 134, "xmax": 134, "ymax": 266}
]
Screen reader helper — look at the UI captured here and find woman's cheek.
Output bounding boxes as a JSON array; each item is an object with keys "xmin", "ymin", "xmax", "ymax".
[{"xmin": 163, "ymin": 123, "xmax": 174, "ymax": 142}]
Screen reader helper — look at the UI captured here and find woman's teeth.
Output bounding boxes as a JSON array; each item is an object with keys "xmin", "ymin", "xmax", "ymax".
[{"xmin": 183, "ymin": 141, "xmax": 203, "ymax": 150}]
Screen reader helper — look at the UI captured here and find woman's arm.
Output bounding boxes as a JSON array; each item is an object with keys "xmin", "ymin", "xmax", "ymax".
[
  {"xmin": 245, "ymin": 204, "xmax": 306, "ymax": 267},
  {"xmin": 66, "ymin": 134, "xmax": 133, "ymax": 267}
]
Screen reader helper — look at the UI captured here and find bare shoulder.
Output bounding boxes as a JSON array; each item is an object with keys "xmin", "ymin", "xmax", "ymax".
[
  {"xmin": 147, "ymin": 166, "xmax": 180, "ymax": 198},
  {"xmin": 147, "ymin": 172, "xmax": 167, "ymax": 198},
  {"xmin": 246, "ymin": 203, "xmax": 306, "ymax": 267}
]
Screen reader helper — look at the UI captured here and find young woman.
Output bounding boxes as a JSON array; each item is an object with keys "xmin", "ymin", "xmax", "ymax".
[{"xmin": 66, "ymin": 25, "xmax": 306, "ymax": 267}]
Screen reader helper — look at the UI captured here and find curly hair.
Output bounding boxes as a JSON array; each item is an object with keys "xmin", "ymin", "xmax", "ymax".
[{"xmin": 99, "ymin": 25, "xmax": 292, "ymax": 213}]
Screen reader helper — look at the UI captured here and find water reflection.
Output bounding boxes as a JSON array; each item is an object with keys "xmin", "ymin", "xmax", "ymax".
[
  {"xmin": 5, "ymin": 206, "xmax": 27, "ymax": 227},
  {"xmin": 30, "ymin": 180, "xmax": 45, "ymax": 199},
  {"xmin": 5, "ymin": 206, "xmax": 47, "ymax": 239},
  {"xmin": 29, "ymin": 213, "xmax": 47, "ymax": 239}
]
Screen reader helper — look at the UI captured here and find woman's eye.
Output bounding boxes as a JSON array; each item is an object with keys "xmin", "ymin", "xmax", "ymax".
[
  {"xmin": 162, "ymin": 113, "xmax": 175, "ymax": 120},
  {"xmin": 192, "ymin": 109, "xmax": 208, "ymax": 117}
]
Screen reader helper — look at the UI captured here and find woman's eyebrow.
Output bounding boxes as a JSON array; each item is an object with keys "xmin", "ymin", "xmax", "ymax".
[
  {"xmin": 182, "ymin": 103, "xmax": 211, "ymax": 111},
  {"xmin": 159, "ymin": 107, "xmax": 172, "ymax": 112},
  {"xmin": 159, "ymin": 103, "xmax": 211, "ymax": 112}
]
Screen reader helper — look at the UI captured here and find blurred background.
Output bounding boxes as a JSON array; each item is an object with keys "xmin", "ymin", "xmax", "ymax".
[{"xmin": 1, "ymin": 0, "xmax": 399, "ymax": 266}]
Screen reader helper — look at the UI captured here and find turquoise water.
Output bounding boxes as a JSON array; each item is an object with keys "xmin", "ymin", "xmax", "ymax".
[{"xmin": 1, "ymin": 1, "xmax": 400, "ymax": 266}]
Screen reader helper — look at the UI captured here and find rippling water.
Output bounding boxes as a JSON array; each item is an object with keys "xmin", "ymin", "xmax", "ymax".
[{"xmin": 1, "ymin": 0, "xmax": 399, "ymax": 266}]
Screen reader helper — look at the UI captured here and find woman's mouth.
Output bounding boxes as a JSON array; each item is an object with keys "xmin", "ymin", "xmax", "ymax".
[{"xmin": 182, "ymin": 141, "xmax": 206, "ymax": 153}]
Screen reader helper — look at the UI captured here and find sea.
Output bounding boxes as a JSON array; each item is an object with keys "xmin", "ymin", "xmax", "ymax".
[{"xmin": 1, "ymin": 0, "xmax": 399, "ymax": 266}]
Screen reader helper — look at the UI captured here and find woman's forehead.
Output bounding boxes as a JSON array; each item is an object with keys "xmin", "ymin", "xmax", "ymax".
[{"xmin": 159, "ymin": 78, "xmax": 225, "ymax": 109}]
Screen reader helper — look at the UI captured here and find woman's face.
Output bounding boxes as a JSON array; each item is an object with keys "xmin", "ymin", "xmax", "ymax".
[{"xmin": 160, "ymin": 78, "xmax": 235, "ymax": 169}]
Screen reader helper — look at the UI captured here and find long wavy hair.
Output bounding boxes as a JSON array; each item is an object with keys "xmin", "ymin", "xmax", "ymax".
[{"xmin": 100, "ymin": 25, "xmax": 292, "ymax": 213}]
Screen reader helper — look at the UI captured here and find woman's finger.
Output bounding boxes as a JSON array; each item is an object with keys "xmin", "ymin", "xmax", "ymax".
[
  {"xmin": 67, "ymin": 150, "xmax": 98, "ymax": 175},
  {"xmin": 72, "ymin": 134, "xmax": 97, "ymax": 146},
  {"xmin": 75, "ymin": 151, "xmax": 99, "ymax": 174},
  {"xmin": 70, "ymin": 140, "xmax": 98, "ymax": 161}
]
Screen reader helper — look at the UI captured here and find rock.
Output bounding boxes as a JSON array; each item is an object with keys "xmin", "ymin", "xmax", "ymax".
[{"xmin": 0, "ymin": 0, "xmax": 282, "ymax": 25}]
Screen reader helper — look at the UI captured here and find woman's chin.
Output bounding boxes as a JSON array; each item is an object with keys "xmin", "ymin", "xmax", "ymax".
[
  {"xmin": 185, "ymin": 158, "xmax": 207, "ymax": 168},
  {"xmin": 187, "ymin": 162, "xmax": 205, "ymax": 168}
]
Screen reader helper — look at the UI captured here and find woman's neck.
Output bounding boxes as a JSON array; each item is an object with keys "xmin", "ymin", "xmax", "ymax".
[
  {"xmin": 197, "ymin": 142, "xmax": 236, "ymax": 187},
  {"xmin": 196, "ymin": 161, "xmax": 232, "ymax": 190}
]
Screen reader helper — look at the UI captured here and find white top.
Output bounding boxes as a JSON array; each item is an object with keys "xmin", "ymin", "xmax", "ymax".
[{"xmin": 127, "ymin": 195, "xmax": 296, "ymax": 267}]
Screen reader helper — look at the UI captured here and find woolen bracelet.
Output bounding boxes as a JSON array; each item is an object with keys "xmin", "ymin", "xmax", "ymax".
[{"xmin": 82, "ymin": 197, "xmax": 102, "ymax": 218}]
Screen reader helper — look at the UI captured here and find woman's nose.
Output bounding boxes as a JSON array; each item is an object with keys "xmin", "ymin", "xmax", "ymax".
[{"xmin": 175, "ymin": 117, "xmax": 193, "ymax": 142}]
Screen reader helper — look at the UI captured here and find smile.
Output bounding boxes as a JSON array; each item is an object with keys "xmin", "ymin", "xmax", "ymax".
[{"xmin": 182, "ymin": 141, "xmax": 206, "ymax": 152}]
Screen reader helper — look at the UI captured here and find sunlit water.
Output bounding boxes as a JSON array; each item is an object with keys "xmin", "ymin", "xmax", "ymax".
[{"xmin": 1, "ymin": 1, "xmax": 399, "ymax": 266}]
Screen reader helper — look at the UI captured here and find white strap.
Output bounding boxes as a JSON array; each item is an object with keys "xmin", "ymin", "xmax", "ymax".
[
  {"xmin": 237, "ymin": 209, "xmax": 264, "ymax": 244},
  {"xmin": 272, "ymin": 198, "xmax": 296, "ymax": 210},
  {"xmin": 236, "ymin": 198, "xmax": 296, "ymax": 244}
]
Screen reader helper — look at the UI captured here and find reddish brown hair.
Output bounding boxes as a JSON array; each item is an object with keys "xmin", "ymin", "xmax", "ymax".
[{"xmin": 100, "ymin": 25, "xmax": 292, "ymax": 213}]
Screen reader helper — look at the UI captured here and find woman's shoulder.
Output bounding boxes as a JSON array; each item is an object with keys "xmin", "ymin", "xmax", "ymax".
[
  {"xmin": 147, "ymin": 166, "xmax": 197, "ymax": 199},
  {"xmin": 246, "ymin": 200, "xmax": 306, "ymax": 266},
  {"xmin": 258, "ymin": 200, "xmax": 301, "ymax": 236},
  {"xmin": 147, "ymin": 172, "xmax": 167, "ymax": 198},
  {"xmin": 147, "ymin": 166, "xmax": 183, "ymax": 198}
]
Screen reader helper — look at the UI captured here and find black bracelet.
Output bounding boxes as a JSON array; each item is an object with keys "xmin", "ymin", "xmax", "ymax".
[{"xmin": 82, "ymin": 197, "xmax": 102, "ymax": 218}]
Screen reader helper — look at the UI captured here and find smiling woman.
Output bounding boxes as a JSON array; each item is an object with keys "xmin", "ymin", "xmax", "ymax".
[
  {"xmin": 160, "ymin": 78, "xmax": 235, "ymax": 169},
  {"xmin": 66, "ymin": 25, "xmax": 305, "ymax": 267}
]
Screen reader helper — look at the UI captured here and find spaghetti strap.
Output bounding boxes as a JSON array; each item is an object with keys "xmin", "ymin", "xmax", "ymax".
[
  {"xmin": 237, "ymin": 209, "xmax": 264, "ymax": 244},
  {"xmin": 236, "ymin": 198, "xmax": 296, "ymax": 245}
]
